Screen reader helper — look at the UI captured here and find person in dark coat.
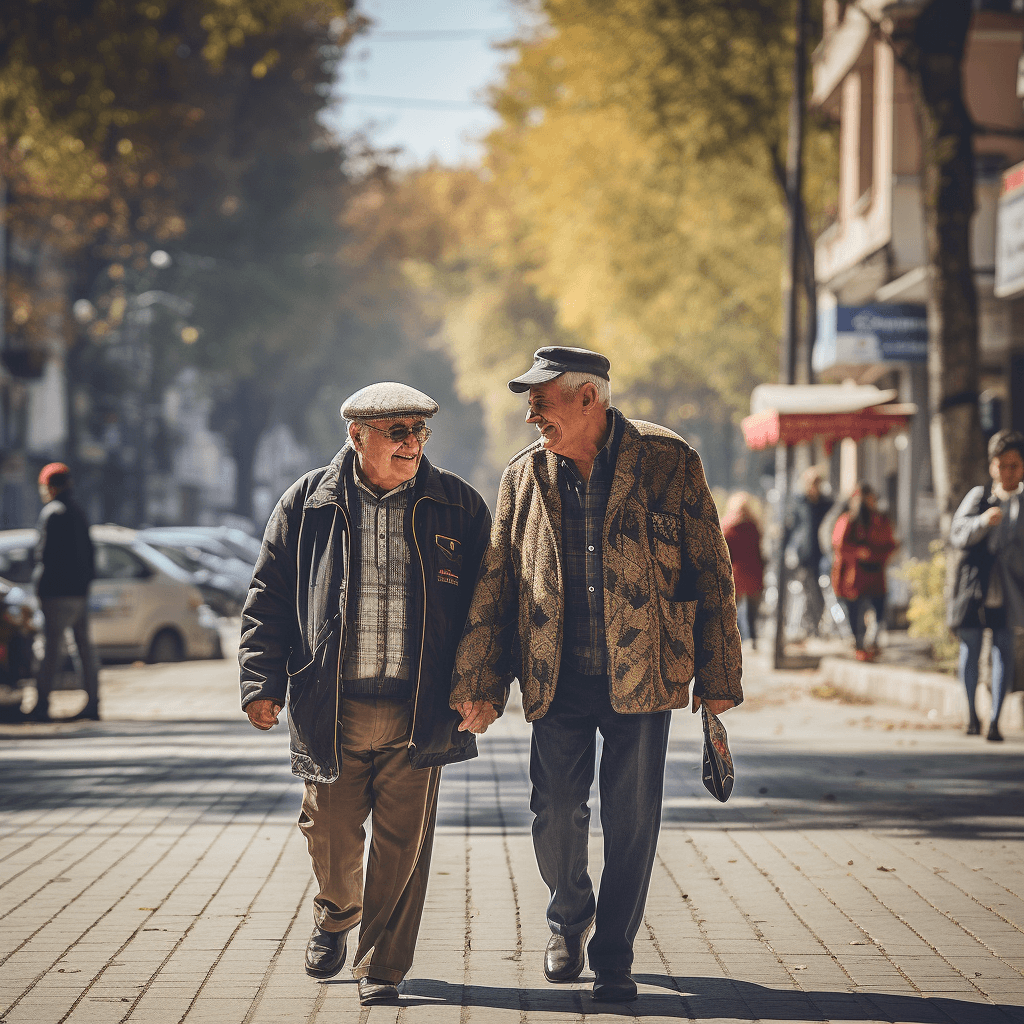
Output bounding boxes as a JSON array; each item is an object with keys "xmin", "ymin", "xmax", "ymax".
[
  {"xmin": 721, "ymin": 492, "xmax": 765, "ymax": 646},
  {"xmin": 30, "ymin": 462, "xmax": 98, "ymax": 722},
  {"xmin": 830, "ymin": 482, "xmax": 897, "ymax": 661},
  {"xmin": 785, "ymin": 467, "xmax": 833, "ymax": 637},
  {"xmin": 239, "ymin": 383, "xmax": 491, "ymax": 1005},
  {"xmin": 948, "ymin": 429, "xmax": 1024, "ymax": 741}
]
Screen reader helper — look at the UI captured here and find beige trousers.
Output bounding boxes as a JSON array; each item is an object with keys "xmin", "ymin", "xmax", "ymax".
[{"xmin": 298, "ymin": 696, "xmax": 441, "ymax": 983}]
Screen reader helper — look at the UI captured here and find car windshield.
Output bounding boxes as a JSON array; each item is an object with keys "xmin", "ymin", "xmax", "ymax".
[
  {"xmin": 149, "ymin": 544, "xmax": 205, "ymax": 573},
  {"xmin": 129, "ymin": 540, "xmax": 195, "ymax": 582},
  {"xmin": 0, "ymin": 537, "xmax": 36, "ymax": 584}
]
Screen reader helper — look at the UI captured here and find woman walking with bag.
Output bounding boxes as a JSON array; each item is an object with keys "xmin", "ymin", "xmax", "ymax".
[{"xmin": 831, "ymin": 483, "xmax": 897, "ymax": 661}]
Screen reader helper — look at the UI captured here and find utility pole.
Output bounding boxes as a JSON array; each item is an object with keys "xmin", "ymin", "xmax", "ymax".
[{"xmin": 773, "ymin": 0, "xmax": 808, "ymax": 670}]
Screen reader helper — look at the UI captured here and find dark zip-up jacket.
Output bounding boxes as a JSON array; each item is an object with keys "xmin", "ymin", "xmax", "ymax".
[
  {"xmin": 239, "ymin": 446, "xmax": 491, "ymax": 782},
  {"xmin": 34, "ymin": 490, "xmax": 95, "ymax": 598}
]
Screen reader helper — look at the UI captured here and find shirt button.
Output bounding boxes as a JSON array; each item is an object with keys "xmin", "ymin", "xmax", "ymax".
[
  {"xmin": 588, "ymin": 586, "xmax": 595, "ymax": 593},
  {"xmin": 588, "ymin": 545, "xmax": 595, "ymax": 552}
]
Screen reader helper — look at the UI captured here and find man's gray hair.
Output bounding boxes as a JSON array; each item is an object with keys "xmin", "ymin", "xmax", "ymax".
[
  {"xmin": 348, "ymin": 420, "xmax": 370, "ymax": 445},
  {"xmin": 558, "ymin": 371, "xmax": 611, "ymax": 407}
]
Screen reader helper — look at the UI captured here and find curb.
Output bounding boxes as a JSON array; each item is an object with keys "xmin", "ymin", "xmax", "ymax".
[{"xmin": 819, "ymin": 655, "xmax": 1024, "ymax": 733}]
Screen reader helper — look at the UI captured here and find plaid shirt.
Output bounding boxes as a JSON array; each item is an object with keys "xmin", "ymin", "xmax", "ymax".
[
  {"xmin": 558, "ymin": 409, "xmax": 622, "ymax": 676},
  {"xmin": 341, "ymin": 464, "xmax": 415, "ymax": 698}
]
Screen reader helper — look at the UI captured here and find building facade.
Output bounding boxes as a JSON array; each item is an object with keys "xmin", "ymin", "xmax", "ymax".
[{"xmin": 811, "ymin": 0, "xmax": 1024, "ymax": 556}]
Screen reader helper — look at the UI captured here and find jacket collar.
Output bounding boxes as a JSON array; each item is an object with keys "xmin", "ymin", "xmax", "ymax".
[{"xmin": 304, "ymin": 444, "xmax": 448, "ymax": 510}]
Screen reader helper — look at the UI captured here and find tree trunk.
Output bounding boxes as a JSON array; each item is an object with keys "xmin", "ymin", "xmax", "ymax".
[
  {"xmin": 895, "ymin": 0, "xmax": 986, "ymax": 529},
  {"xmin": 221, "ymin": 376, "xmax": 272, "ymax": 522}
]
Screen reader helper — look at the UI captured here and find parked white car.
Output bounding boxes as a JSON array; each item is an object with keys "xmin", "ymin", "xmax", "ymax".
[{"xmin": 0, "ymin": 525, "xmax": 223, "ymax": 663}]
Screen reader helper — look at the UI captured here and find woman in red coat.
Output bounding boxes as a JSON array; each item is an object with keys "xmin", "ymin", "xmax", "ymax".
[
  {"xmin": 831, "ymin": 482, "xmax": 897, "ymax": 660},
  {"xmin": 721, "ymin": 492, "xmax": 765, "ymax": 647}
]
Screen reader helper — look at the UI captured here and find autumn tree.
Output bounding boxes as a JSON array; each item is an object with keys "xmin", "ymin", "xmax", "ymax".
[{"xmin": 375, "ymin": 1, "xmax": 835, "ymax": 477}]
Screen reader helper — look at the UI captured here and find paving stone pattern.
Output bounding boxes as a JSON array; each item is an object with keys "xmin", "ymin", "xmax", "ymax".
[{"xmin": 0, "ymin": 652, "xmax": 1021, "ymax": 1023}]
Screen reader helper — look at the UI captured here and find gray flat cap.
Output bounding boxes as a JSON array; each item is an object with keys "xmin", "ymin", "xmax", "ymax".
[{"xmin": 340, "ymin": 382, "xmax": 439, "ymax": 421}]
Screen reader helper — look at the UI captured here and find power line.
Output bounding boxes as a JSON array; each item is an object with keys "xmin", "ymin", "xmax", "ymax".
[
  {"xmin": 336, "ymin": 93, "xmax": 486, "ymax": 110},
  {"xmin": 367, "ymin": 29, "xmax": 507, "ymax": 41}
]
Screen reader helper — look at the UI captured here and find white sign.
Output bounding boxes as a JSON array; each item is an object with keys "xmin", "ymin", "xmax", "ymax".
[{"xmin": 995, "ymin": 161, "xmax": 1024, "ymax": 299}]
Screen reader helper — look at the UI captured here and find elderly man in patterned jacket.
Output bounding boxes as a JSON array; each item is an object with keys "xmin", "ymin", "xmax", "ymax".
[{"xmin": 451, "ymin": 347, "xmax": 743, "ymax": 1003}]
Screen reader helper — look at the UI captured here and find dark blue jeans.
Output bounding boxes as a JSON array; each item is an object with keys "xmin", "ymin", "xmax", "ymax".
[
  {"xmin": 959, "ymin": 626, "xmax": 1013, "ymax": 728},
  {"xmin": 842, "ymin": 596, "xmax": 885, "ymax": 650},
  {"xmin": 530, "ymin": 666, "xmax": 672, "ymax": 972}
]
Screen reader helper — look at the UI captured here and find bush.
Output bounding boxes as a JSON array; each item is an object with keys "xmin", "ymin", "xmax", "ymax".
[{"xmin": 901, "ymin": 540, "xmax": 959, "ymax": 668}]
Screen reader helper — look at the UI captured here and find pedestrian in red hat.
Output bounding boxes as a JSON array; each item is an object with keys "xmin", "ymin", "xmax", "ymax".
[{"xmin": 29, "ymin": 463, "xmax": 98, "ymax": 721}]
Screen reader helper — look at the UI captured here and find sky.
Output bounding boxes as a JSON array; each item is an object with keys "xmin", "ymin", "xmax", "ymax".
[{"xmin": 323, "ymin": 0, "xmax": 526, "ymax": 167}]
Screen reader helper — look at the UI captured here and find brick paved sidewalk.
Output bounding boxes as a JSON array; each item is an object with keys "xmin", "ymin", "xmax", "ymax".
[{"xmin": 0, "ymin": 652, "xmax": 1021, "ymax": 1023}]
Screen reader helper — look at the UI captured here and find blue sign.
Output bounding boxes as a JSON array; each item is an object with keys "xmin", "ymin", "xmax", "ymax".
[{"xmin": 814, "ymin": 303, "xmax": 928, "ymax": 371}]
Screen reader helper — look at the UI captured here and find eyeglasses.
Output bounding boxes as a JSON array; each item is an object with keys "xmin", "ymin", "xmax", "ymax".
[{"xmin": 361, "ymin": 421, "xmax": 432, "ymax": 444}]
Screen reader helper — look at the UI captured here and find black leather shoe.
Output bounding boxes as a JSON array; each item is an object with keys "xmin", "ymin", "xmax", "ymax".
[
  {"xmin": 358, "ymin": 977, "xmax": 400, "ymax": 1005},
  {"xmin": 544, "ymin": 921, "xmax": 593, "ymax": 982},
  {"xmin": 592, "ymin": 968, "xmax": 637, "ymax": 1002},
  {"xmin": 66, "ymin": 704, "xmax": 100, "ymax": 722},
  {"xmin": 25, "ymin": 703, "xmax": 51, "ymax": 723},
  {"xmin": 966, "ymin": 716, "xmax": 981, "ymax": 736},
  {"xmin": 304, "ymin": 926, "xmax": 348, "ymax": 979},
  {"xmin": 987, "ymin": 723, "xmax": 1004, "ymax": 742}
]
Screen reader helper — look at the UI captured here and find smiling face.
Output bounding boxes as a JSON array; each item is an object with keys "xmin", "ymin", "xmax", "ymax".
[
  {"xmin": 991, "ymin": 449, "xmax": 1024, "ymax": 492},
  {"xmin": 525, "ymin": 379, "xmax": 603, "ymax": 460},
  {"xmin": 350, "ymin": 416, "xmax": 427, "ymax": 492}
]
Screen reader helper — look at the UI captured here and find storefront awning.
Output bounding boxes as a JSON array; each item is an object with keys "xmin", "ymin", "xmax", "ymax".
[{"xmin": 742, "ymin": 384, "xmax": 915, "ymax": 451}]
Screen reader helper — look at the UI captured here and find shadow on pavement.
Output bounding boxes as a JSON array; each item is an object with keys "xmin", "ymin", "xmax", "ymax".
[
  {"xmin": 1, "ymin": 722, "xmax": 1022, "ymax": 842},
  {"xmin": 402, "ymin": 975, "xmax": 1022, "ymax": 1021}
]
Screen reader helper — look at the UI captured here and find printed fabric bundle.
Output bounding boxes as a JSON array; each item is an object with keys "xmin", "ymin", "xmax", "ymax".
[{"xmin": 701, "ymin": 705, "xmax": 735, "ymax": 802}]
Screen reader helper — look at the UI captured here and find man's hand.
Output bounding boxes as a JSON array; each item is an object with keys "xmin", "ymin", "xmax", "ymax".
[
  {"xmin": 455, "ymin": 700, "xmax": 498, "ymax": 734},
  {"xmin": 246, "ymin": 699, "xmax": 282, "ymax": 731},
  {"xmin": 982, "ymin": 506, "xmax": 1003, "ymax": 527},
  {"xmin": 692, "ymin": 695, "xmax": 735, "ymax": 716}
]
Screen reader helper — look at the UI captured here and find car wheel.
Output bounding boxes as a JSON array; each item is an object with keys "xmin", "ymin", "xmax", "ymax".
[{"xmin": 148, "ymin": 628, "xmax": 184, "ymax": 664}]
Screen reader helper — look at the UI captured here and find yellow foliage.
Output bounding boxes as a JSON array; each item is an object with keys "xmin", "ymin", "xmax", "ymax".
[{"xmin": 902, "ymin": 541, "xmax": 959, "ymax": 666}]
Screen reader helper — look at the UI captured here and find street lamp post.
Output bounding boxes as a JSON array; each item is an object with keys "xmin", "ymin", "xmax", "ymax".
[
  {"xmin": 126, "ymin": 288, "xmax": 194, "ymax": 526},
  {"xmin": 773, "ymin": 0, "xmax": 809, "ymax": 670}
]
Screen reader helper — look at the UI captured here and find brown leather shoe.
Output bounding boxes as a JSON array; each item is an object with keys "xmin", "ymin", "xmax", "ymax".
[
  {"xmin": 358, "ymin": 977, "xmax": 400, "ymax": 1004},
  {"xmin": 543, "ymin": 921, "xmax": 593, "ymax": 982},
  {"xmin": 592, "ymin": 968, "xmax": 637, "ymax": 1002},
  {"xmin": 304, "ymin": 925, "xmax": 348, "ymax": 979}
]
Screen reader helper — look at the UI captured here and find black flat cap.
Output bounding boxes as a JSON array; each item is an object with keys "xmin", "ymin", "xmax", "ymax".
[{"xmin": 508, "ymin": 346, "xmax": 611, "ymax": 393}]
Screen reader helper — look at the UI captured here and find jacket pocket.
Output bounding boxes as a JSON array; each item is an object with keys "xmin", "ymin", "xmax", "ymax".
[
  {"xmin": 657, "ymin": 595, "xmax": 696, "ymax": 684},
  {"xmin": 648, "ymin": 512, "xmax": 697, "ymax": 601}
]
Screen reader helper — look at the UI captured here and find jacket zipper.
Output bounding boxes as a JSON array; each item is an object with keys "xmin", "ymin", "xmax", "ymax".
[
  {"xmin": 324, "ymin": 501, "xmax": 350, "ymax": 778},
  {"xmin": 409, "ymin": 495, "xmax": 429, "ymax": 750}
]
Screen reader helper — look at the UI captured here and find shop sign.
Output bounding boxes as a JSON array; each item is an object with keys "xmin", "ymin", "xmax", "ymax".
[
  {"xmin": 996, "ymin": 160, "xmax": 1024, "ymax": 299},
  {"xmin": 813, "ymin": 303, "xmax": 928, "ymax": 372}
]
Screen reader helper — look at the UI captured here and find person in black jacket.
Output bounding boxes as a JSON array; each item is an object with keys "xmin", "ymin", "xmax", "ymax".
[
  {"xmin": 785, "ymin": 466, "xmax": 833, "ymax": 637},
  {"xmin": 949, "ymin": 429, "xmax": 1024, "ymax": 741},
  {"xmin": 239, "ymin": 383, "xmax": 491, "ymax": 1006},
  {"xmin": 30, "ymin": 462, "xmax": 98, "ymax": 723}
]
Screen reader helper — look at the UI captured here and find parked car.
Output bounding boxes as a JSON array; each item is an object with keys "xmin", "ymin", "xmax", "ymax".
[
  {"xmin": 190, "ymin": 526, "xmax": 262, "ymax": 568},
  {"xmin": 137, "ymin": 528, "xmax": 255, "ymax": 592},
  {"xmin": 142, "ymin": 541, "xmax": 245, "ymax": 617},
  {"xmin": 0, "ymin": 526, "xmax": 223, "ymax": 663}
]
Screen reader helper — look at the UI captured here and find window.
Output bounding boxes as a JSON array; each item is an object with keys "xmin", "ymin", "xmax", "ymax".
[
  {"xmin": 94, "ymin": 543, "xmax": 149, "ymax": 580},
  {"xmin": 0, "ymin": 545, "xmax": 34, "ymax": 584}
]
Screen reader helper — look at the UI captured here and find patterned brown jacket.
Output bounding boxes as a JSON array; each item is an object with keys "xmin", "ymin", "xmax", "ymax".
[{"xmin": 450, "ymin": 415, "xmax": 743, "ymax": 721}]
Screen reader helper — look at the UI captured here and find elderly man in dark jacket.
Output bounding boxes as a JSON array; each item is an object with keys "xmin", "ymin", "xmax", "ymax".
[
  {"xmin": 451, "ymin": 348, "xmax": 743, "ymax": 1003},
  {"xmin": 31, "ymin": 462, "xmax": 98, "ymax": 723},
  {"xmin": 240, "ymin": 383, "xmax": 490, "ymax": 1005}
]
